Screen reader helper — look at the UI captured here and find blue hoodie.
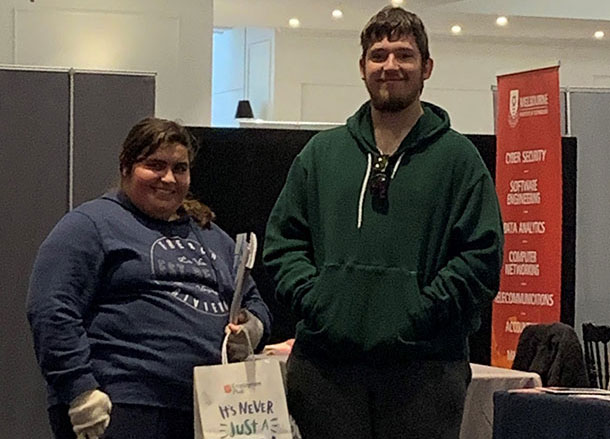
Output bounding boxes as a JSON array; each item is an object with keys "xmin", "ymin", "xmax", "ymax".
[{"xmin": 27, "ymin": 191, "xmax": 272, "ymax": 410}]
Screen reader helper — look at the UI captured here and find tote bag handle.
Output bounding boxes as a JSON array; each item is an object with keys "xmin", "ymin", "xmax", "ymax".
[{"xmin": 220, "ymin": 328, "xmax": 254, "ymax": 365}]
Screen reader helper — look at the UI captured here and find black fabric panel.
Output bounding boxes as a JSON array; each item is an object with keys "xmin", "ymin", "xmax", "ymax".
[
  {"xmin": 561, "ymin": 138, "xmax": 577, "ymax": 327},
  {"xmin": 463, "ymin": 135, "xmax": 495, "ymax": 365},
  {"xmin": 72, "ymin": 73, "xmax": 155, "ymax": 206},
  {"xmin": 188, "ymin": 127, "xmax": 317, "ymax": 343},
  {"xmin": 0, "ymin": 68, "xmax": 69, "ymax": 439}
]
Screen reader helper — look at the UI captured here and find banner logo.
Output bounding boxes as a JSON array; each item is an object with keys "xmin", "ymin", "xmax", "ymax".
[
  {"xmin": 509, "ymin": 89, "xmax": 519, "ymax": 127},
  {"xmin": 508, "ymin": 89, "xmax": 550, "ymax": 129}
]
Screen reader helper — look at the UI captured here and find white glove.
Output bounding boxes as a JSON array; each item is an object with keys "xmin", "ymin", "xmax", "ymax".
[
  {"xmin": 68, "ymin": 389, "xmax": 112, "ymax": 439},
  {"xmin": 226, "ymin": 309, "xmax": 264, "ymax": 362}
]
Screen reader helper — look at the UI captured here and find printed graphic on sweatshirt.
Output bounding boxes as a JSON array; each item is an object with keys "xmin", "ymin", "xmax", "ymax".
[{"xmin": 151, "ymin": 236, "xmax": 229, "ymax": 315}]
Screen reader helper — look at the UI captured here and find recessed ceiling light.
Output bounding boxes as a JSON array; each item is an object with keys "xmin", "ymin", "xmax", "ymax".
[
  {"xmin": 451, "ymin": 25, "xmax": 462, "ymax": 35},
  {"xmin": 288, "ymin": 18, "xmax": 301, "ymax": 28},
  {"xmin": 496, "ymin": 16, "xmax": 508, "ymax": 27},
  {"xmin": 594, "ymin": 30, "xmax": 605, "ymax": 40},
  {"xmin": 332, "ymin": 9, "xmax": 343, "ymax": 20},
  {"xmin": 390, "ymin": 0, "xmax": 404, "ymax": 6}
]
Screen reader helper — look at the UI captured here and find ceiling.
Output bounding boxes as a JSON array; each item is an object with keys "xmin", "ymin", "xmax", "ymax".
[{"xmin": 214, "ymin": 0, "xmax": 610, "ymax": 43}]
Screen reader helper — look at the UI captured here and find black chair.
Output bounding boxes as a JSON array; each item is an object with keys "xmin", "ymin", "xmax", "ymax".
[{"xmin": 582, "ymin": 322, "xmax": 610, "ymax": 389}]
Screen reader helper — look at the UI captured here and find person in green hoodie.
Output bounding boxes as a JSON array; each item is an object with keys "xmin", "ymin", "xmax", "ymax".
[{"xmin": 263, "ymin": 6, "xmax": 503, "ymax": 439}]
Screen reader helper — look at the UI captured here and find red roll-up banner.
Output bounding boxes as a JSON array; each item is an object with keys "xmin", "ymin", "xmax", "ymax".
[{"xmin": 492, "ymin": 66, "xmax": 562, "ymax": 368}]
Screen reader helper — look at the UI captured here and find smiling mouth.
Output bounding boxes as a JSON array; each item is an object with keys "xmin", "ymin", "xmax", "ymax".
[{"xmin": 153, "ymin": 187, "xmax": 175, "ymax": 194}]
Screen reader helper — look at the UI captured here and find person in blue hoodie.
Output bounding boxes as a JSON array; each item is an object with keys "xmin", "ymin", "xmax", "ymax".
[
  {"xmin": 27, "ymin": 117, "xmax": 272, "ymax": 439},
  {"xmin": 263, "ymin": 6, "xmax": 503, "ymax": 439}
]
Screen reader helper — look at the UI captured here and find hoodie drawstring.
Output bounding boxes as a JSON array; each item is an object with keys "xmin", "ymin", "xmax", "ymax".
[
  {"xmin": 391, "ymin": 152, "xmax": 405, "ymax": 179},
  {"xmin": 357, "ymin": 151, "xmax": 406, "ymax": 229},
  {"xmin": 357, "ymin": 153, "xmax": 372, "ymax": 229}
]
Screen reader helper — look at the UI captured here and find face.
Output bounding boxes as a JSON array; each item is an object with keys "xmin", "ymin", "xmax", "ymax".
[
  {"xmin": 360, "ymin": 34, "xmax": 433, "ymax": 113},
  {"xmin": 121, "ymin": 142, "xmax": 191, "ymax": 220}
]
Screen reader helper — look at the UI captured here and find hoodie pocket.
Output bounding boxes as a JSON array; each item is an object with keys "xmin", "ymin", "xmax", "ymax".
[{"xmin": 300, "ymin": 263, "xmax": 435, "ymax": 351}]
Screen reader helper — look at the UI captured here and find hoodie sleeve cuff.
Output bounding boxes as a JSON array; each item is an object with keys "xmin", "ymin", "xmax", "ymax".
[{"xmin": 58, "ymin": 374, "xmax": 100, "ymax": 405}]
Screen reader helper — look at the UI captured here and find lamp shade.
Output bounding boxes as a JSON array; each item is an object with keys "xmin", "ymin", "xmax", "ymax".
[{"xmin": 235, "ymin": 100, "xmax": 254, "ymax": 118}]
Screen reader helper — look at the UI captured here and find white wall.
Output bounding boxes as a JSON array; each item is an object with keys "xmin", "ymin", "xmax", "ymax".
[
  {"xmin": 428, "ymin": 36, "xmax": 610, "ymax": 133},
  {"xmin": 274, "ymin": 30, "xmax": 368, "ymax": 123},
  {"xmin": 212, "ymin": 27, "xmax": 246, "ymax": 127},
  {"xmin": 245, "ymin": 27, "xmax": 275, "ymax": 121},
  {"xmin": 1, "ymin": 0, "xmax": 213, "ymax": 125},
  {"xmin": 271, "ymin": 31, "xmax": 610, "ymax": 134},
  {"xmin": 212, "ymin": 26, "xmax": 274, "ymax": 126}
]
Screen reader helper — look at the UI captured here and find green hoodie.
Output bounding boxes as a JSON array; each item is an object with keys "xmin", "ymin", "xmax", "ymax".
[{"xmin": 263, "ymin": 101, "xmax": 503, "ymax": 363}]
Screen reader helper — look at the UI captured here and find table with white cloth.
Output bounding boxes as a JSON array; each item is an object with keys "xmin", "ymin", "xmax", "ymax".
[{"xmin": 460, "ymin": 364, "xmax": 542, "ymax": 439}]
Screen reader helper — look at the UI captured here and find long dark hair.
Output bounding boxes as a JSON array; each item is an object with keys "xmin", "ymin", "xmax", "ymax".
[{"xmin": 119, "ymin": 117, "xmax": 215, "ymax": 228}]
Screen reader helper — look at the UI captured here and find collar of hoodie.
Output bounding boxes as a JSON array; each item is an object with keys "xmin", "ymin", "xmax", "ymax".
[
  {"xmin": 346, "ymin": 101, "xmax": 451, "ymax": 229},
  {"xmin": 357, "ymin": 152, "xmax": 406, "ymax": 229}
]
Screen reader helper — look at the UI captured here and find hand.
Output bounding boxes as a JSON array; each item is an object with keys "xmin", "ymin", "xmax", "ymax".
[
  {"xmin": 226, "ymin": 309, "xmax": 264, "ymax": 362},
  {"xmin": 68, "ymin": 389, "xmax": 112, "ymax": 439}
]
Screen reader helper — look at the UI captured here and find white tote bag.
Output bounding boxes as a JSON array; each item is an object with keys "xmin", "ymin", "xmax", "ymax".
[{"xmin": 194, "ymin": 335, "xmax": 293, "ymax": 439}]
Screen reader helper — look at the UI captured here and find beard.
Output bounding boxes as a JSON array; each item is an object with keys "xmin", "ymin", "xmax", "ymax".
[
  {"xmin": 366, "ymin": 79, "xmax": 424, "ymax": 113},
  {"xmin": 370, "ymin": 91, "xmax": 416, "ymax": 112}
]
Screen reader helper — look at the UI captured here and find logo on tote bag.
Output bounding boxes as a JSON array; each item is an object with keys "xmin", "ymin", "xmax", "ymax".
[{"xmin": 223, "ymin": 381, "xmax": 262, "ymax": 394}]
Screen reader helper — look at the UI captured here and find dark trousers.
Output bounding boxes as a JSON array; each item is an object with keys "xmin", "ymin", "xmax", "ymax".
[
  {"xmin": 286, "ymin": 347, "xmax": 471, "ymax": 439},
  {"xmin": 49, "ymin": 403, "xmax": 194, "ymax": 439}
]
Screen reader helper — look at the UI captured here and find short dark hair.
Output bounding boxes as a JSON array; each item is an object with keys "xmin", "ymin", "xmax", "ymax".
[
  {"xmin": 360, "ymin": 6, "xmax": 430, "ymax": 62},
  {"xmin": 119, "ymin": 117, "xmax": 196, "ymax": 175}
]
